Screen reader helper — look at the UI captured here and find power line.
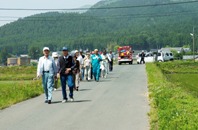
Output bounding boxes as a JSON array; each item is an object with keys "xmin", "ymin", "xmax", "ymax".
[
  {"xmin": 0, "ymin": 10, "xmax": 198, "ymax": 20},
  {"xmin": 0, "ymin": 10, "xmax": 198, "ymax": 22},
  {"xmin": 0, "ymin": 0, "xmax": 198, "ymax": 11},
  {"xmin": 1, "ymin": 9, "xmax": 198, "ymax": 19}
]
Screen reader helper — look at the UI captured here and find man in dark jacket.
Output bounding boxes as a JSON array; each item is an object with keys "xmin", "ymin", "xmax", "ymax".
[
  {"xmin": 140, "ymin": 51, "xmax": 145, "ymax": 64},
  {"xmin": 57, "ymin": 47, "xmax": 75, "ymax": 102}
]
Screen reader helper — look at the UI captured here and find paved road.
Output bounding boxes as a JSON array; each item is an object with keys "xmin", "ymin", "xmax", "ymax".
[{"xmin": 0, "ymin": 64, "xmax": 149, "ymax": 130}]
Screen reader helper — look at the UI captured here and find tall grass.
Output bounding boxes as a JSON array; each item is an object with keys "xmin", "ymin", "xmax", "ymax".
[
  {"xmin": 146, "ymin": 61, "xmax": 198, "ymax": 130},
  {"xmin": 0, "ymin": 66, "xmax": 37, "ymax": 81},
  {"xmin": 0, "ymin": 80, "xmax": 43, "ymax": 109},
  {"xmin": 0, "ymin": 66, "xmax": 44, "ymax": 110}
]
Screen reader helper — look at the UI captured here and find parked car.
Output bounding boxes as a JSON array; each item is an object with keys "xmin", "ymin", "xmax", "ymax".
[
  {"xmin": 157, "ymin": 52, "xmax": 174, "ymax": 62},
  {"xmin": 168, "ymin": 52, "xmax": 174, "ymax": 61}
]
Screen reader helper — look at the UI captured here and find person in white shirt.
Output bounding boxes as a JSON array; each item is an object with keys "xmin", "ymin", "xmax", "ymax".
[
  {"xmin": 101, "ymin": 50, "xmax": 109, "ymax": 78},
  {"xmin": 52, "ymin": 52, "xmax": 59, "ymax": 91},
  {"xmin": 84, "ymin": 53, "xmax": 91, "ymax": 81},
  {"xmin": 73, "ymin": 51, "xmax": 80, "ymax": 91},
  {"xmin": 75, "ymin": 50, "xmax": 84, "ymax": 81},
  {"xmin": 37, "ymin": 47, "xmax": 57, "ymax": 104}
]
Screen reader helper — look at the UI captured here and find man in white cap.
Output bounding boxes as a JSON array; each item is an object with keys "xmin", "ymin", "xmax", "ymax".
[
  {"xmin": 37, "ymin": 47, "xmax": 57, "ymax": 104},
  {"xmin": 91, "ymin": 49, "xmax": 102, "ymax": 82}
]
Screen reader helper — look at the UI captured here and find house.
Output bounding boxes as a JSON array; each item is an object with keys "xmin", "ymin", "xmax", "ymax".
[
  {"xmin": 7, "ymin": 55, "xmax": 31, "ymax": 66},
  {"xmin": 161, "ymin": 47, "xmax": 185, "ymax": 53}
]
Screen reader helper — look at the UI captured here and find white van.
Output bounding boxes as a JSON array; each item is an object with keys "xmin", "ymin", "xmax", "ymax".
[
  {"xmin": 157, "ymin": 51, "xmax": 173, "ymax": 62},
  {"xmin": 168, "ymin": 52, "xmax": 174, "ymax": 61}
]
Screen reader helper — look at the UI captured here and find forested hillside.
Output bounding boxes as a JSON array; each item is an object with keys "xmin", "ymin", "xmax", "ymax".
[{"xmin": 0, "ymin": 0, "xmax": 198, "ymax": 63}]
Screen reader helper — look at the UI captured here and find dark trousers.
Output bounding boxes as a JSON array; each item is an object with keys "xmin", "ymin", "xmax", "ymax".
[
  {"xmin": 91, "ymin": 67, "xmax": 93, "ymax": 79},
  {"xmin": 109, "ymin": 60, "xmax": 113, "ymax": 71},
  {"xmin": 140, "ymin": 58, "xmax": 145, "ymax": 64},
  {"xmin": 60, "ymin": 74, "xmax": 74, "ymax": 99}
]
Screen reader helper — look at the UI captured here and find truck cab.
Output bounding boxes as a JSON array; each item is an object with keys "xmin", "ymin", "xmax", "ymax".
[{"xmin": 117, "ymin": 46, "xmax": 133, "ymax": 65}]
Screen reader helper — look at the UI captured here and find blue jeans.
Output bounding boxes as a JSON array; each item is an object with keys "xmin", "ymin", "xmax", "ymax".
[
  {"xmin": 81, "ymin": 67, "xmax": 85, "ymax": 80},
  {"xmin": 60, "ymin": 74, "xmax": 74, "ymax": 99},
  {"xmin": 42, "ymin": 73, "xmax": 54, "ymax": 101}
]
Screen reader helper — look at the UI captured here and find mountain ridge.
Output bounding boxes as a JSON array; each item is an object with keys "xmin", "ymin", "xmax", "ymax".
[{"xmin": 0, "ymin": 0, "xmax": 197, "ymax": 60}]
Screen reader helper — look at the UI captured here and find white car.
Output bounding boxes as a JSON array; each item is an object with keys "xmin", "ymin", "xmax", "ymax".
[{"xmin": 137, "ymin": 53, "xmax": 154, "ymax": 64}]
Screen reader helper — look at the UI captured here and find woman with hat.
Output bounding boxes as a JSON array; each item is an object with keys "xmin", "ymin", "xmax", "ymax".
[
  {"xmin": 91, "ymin": 49, "xmax": 102, "ymax": 82},
  {"xmin": 52, "ymin": 52, "xmax": 59, "ymax": 91},
  {"xmin": 73, "ymin": 50, "xmax": 80, "ymax": 91}
]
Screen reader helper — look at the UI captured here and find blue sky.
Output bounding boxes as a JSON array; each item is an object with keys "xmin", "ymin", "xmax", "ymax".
[{"xmin": 0, "ymin": 0, "xmax": 101, "ymax": 26}]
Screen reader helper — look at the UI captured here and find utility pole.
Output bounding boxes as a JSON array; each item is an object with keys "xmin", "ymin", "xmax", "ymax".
[{"xmin": 193, "ymin": 27, "xmax": 195, "ymax": 62}]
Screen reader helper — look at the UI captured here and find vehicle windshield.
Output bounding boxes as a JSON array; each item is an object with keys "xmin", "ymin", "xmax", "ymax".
[{"xmin": 120, "ymin": 50, "xmax": 126, "ymax": 53}]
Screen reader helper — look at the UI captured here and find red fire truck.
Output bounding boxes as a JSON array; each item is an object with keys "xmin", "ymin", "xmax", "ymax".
[{"xmin": 117, "ymin": 46, "xmax": 133, "ymax": 65}]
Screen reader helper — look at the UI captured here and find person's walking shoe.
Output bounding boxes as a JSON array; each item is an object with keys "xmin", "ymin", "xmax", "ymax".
[
  {"xmin": 70, "ymin": 98, "xmax": 74, "ymax": 102},
  {"xmin": 62, "ymin": 99, "xmax": 68, "ymax": 103},
  {"xmin": 44, "ymin": 100, "xmax": 48, "ymax": 103},
  {"xmin": 74, "ymin": 87, "xmax": 79, "ymax": 91},
  {"xmin": 48, "ymin": 100, "xmax": 51, "ymax": 104}
]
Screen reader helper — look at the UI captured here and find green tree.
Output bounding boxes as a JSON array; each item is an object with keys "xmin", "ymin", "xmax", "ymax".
[
  {"xmin": 28, "ymin": 46, "xmax": 41, "ymax": 59},
  {"xmin": 0, "ymin": 47, "xmax": 11, "ymax": 65}
]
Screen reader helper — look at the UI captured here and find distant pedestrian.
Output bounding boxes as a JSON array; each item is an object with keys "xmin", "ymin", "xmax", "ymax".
[
  {"xmin": 109, "ymin": 50, "xmax": 114, "ymax": 72},
  {"xmin": 80, "ymin": 49, "xmax": 85, "ymax": 80},
  {"xmin": 140, "ymin": 51, "xmax": 145, "ymax": 64},
  {"xmin": 57, "ymin": 47, "xmax": 75, "ymax": 102},
  {"xmin": 84, "ymin": 53, "xmax": 92, "ymax": 81},
  {"xmin": 101, "ymin": 50, "xmax": 109, "ymax": 78},
  {"xmin": 52, "ymin": 52, "xmax": 59, "ymax": 91},
  {"xmin": 91, "ymin": 49, "xmax": 102, "ymax": 82},
  {"xmin": 73, "ymin": 51, "xmax": 80, "ymax": 91},
  {"xmin": 76, "ymin": 50, "xmax": 84, "ymax": 81},
  {"xmin": 37, "ymin": 47, "xmax": 57, "ymax": 104}
]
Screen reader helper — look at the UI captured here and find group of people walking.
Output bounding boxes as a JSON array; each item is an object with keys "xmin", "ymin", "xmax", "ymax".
[{"xmin": 37, "ymin": 47, "xmax": 114, "ymax": 104}]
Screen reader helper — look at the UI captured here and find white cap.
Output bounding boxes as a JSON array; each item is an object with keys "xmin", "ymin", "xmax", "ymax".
[
  {"xmin": 94, "ymin": 49, "xmax": 98, "ymax": 52},
  {"xmin": 52, "ymin": 52, "xmax": 59, "ymax": 58},
  {"xmin": 75, "ymin": 50, "xmax": 79, "ymax": 53},
  {"xmin": 43, "ymin": 47, "xmax": 50, "ymax": 51}
]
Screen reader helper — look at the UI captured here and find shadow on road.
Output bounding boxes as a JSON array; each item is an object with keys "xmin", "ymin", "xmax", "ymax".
[
  {"xmin": 78, "ymin": 89, "xmax": 92, "ymax": 91},
  {"xmin": 99, "ymin": 79, "xmax": 111, "ymax": 82},
  {"xmin": 67, "ymin": 100, "xmax": 92, "ymax": 103},
  {"xmin": 51, "ymin": 100, "xmax": 92, "ymax": 104},
  {"xmin": 51, "ymin": 101, "xmax": 62, "ymax": 104},
  {"xmin": 73, "ymin": 100, "xmax": 91, "ymax": 103}
]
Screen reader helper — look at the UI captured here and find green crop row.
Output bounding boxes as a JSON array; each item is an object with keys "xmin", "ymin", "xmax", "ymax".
[
  {"xmin": 0, "ymin": 80, "xmax": 43, "ymax": 110},
  {"xmin": 0, "ymin": 66, "xmax": 37, "ymax": 81},
  {"xmin": 146, "ymin": 61, "xmax": 198, "ymax": 130}
]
